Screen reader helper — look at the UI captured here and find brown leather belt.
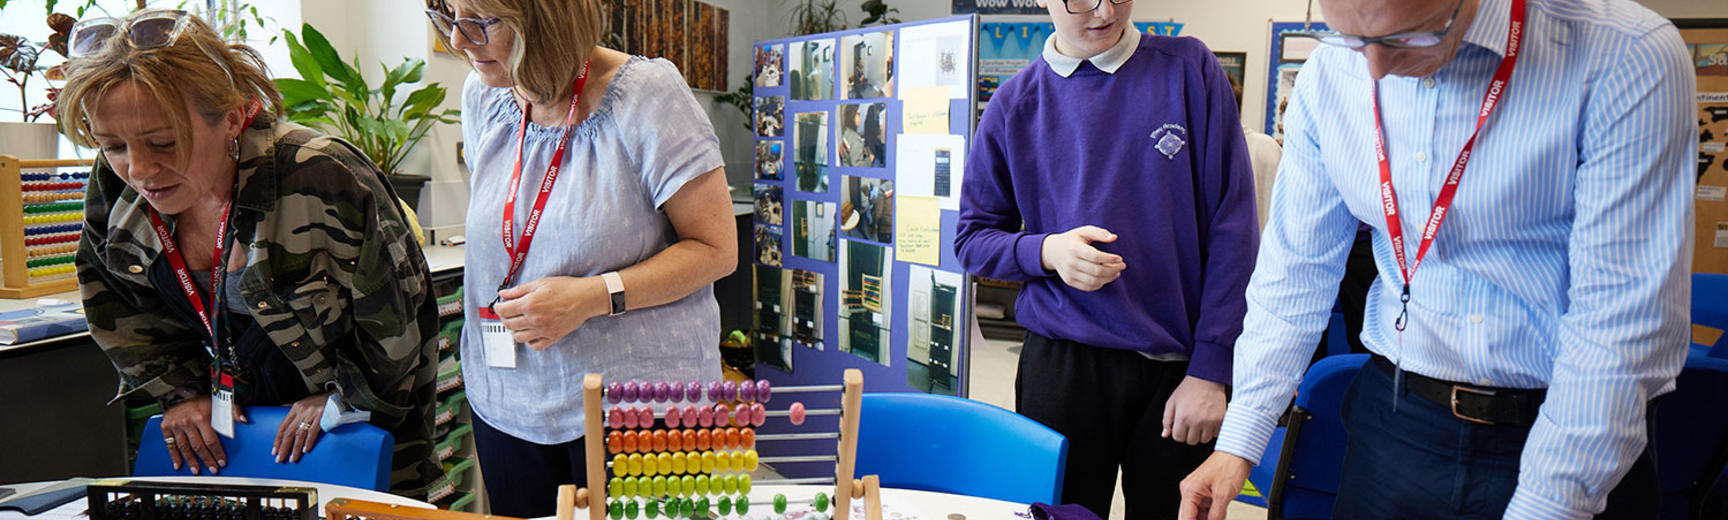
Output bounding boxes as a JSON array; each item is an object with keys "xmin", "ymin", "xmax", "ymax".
[{"xmin": 1369, "ymin": 354, "xmax": 1546, "ymax": 427}]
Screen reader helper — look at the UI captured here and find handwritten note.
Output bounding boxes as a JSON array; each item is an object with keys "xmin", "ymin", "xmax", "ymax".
[
  {"xmin": 902, "ymin": 86, "xmax": 950, "ymax": 135},
  {"xmin": 896, "ymin": 196, "xmax": 942, "ymax": 266}
]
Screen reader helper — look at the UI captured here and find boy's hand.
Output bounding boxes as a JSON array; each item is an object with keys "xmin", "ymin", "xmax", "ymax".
[{"xmin": 1040, "ymin": 225, "xmax": 1126, "ymax": 291}]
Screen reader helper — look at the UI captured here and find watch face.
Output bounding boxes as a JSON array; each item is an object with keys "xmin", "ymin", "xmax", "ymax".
[{"xmin": 610, "ymin": 291, "xmax": 627, "ymax": 316}]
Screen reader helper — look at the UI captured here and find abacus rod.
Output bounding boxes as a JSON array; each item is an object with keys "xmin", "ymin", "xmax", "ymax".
[
  {"xmin": 764, "ymin": 408, "xmax": 840, "ymax": 417},
  {"xmin": 773, "ymin": 384, "xmax": 844, "ymax": 393},
  {"xmin": 753, "ymin": 478, "xmax": 835, "ymax": 486},
  {"xmin": 754, "ymin": 432, "xmax": 840, "ymax": 441},
  {"xmin": 759, "ymin": 455, "xmax": 837, "ymax": 463}
]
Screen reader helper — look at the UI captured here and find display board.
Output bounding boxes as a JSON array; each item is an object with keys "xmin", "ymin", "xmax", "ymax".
[
  {"xmin": 1264, "ymin": 21, "xmax": 1328, "ymax": 140},
  {"xmin": 1681, "ymin": 20, "xmax": 1728, "ymax": 279},
  {"xmin": 976, "ymin": 21, "xmax": 1184, "ymax": 106}
]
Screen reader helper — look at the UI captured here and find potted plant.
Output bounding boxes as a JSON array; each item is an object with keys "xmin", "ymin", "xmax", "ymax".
[
  {"xmin": 273, "ymin": 23, "xmax": 459, "ymax": 211},
  {"xmin": 0, "ymin": 12, "xmax": 72, "ymax": 159}
]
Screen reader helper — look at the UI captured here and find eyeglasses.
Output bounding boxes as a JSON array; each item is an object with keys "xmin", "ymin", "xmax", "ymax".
[
  {"xmin": 425, "ymin": 9, "xmax": 504, "ymax": 46},
  {"xmin": 1061, "ymin": 0, "xmax": 1130, "ymax": 15},
  {"xmin": 1293, "ymin": 0, "xmax": 1465, "ymax": 49},
  {"xmin": 69, "ymin": 10, "xmax": 193, "ymax": 58}
]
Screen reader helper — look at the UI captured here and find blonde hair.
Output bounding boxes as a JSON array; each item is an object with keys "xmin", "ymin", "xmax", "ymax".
[
  {"xmin": 56, "ymin": 11, "xmax": 283, "ymax": 163},
  {"xmin": 458, "ymin": 0, "xmax": 605, "ymax": 104}
]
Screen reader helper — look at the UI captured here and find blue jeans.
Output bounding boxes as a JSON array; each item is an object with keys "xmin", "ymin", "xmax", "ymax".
[{"xmin": 1332, "ymin": 359, "xmax": 1657, "ymax": 519}]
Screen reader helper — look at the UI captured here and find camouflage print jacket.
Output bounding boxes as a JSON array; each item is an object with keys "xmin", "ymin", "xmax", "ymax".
[{"xmin": 77, "ymin": 118, "xmax": 441, "ymax": 497}]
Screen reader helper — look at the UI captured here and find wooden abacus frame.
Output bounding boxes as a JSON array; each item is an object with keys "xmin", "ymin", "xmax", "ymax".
[
  {"xmin": 0, "ymin": 155, "xmax": 94, "ymax": 299},
  {"xmin": 564, "ymin": 369, "xmax": 881, "ymax": 520}
]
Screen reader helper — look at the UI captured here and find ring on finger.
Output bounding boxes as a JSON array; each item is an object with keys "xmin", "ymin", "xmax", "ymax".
[
  {"xmin": 297, "ymin": 421, "xmax": 312, "ymax": 431},
  {"xmin": 163, "ymin": 436, "xmax": 178, "ymax": 445}
]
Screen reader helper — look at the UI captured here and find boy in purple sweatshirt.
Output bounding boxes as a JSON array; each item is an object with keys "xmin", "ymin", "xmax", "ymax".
[{"xmin": 954, "ymin": 0, "xmax": 1257, "ymax": 516}]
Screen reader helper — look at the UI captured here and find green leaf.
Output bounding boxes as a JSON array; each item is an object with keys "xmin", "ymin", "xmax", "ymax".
[
  {"xmin": 300, "ymin": 24, "xmax": 357, "ymax": 87},
  {"xmin": 400, "ymin": 59, "xmax": 426, "ymax": 84},
  {"xmin": 275, "ymin": 78, "xmax": 334, "ymax": 104},
  {"xmin": 282, "ymin": 30, "xmax": 326, "ymax": 88}
]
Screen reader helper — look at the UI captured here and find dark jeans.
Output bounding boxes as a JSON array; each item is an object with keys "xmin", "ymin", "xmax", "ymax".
[
  {"xmin": 472, "ymin": 413, "xmax": 592, "ymax": 518},
  {"xmin": 1334, "ymin": 359, "xmax": 1658, "ymax": 519},
  {"xmin": 1016, "ymin": 333, "xmax": 1214, "ymax": 519}
]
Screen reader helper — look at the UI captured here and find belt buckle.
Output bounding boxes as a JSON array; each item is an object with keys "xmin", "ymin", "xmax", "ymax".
[{"xmin": 1450, "ymin": 385, "xmax": 1498, "ymax": 425}]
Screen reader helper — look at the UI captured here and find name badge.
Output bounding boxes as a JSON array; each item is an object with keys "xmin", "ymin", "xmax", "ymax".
[
  {"xmin": 478, "ymin": 307, "xmax": 517, "ymax": 368},
  {"xmin": 211, "ymin": 387, "xmax": 236, "ymax": 438}
]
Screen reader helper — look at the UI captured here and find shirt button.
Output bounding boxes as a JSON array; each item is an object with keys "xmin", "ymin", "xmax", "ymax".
[
  {"xmin": 1414, "ymin": 151, "xmax": 1429, "ymax": 163},
  {"xmin": 1469, "ymin": 314, "xmax": 1485, "ymax": 324},
  {"xmin": 1478, "ymin": 378, "xmax": 1493, "ymax": 386},
  {"xmin": 1422, "ymin": 77, "xmax": 1438, "ymax": 88},
  {"xmin": 128, "ymin": 265, "xmax": 144, "ymax": 274},
  {"xmin": 257, "ymin": 301, "xmax": 270, "ymax": 310}
]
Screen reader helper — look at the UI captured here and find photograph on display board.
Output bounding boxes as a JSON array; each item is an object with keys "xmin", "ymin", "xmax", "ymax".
[
  {"xmin": 754, "ymin": 224, "xmax": 783, "ymax": 267},
  {"xmin": 898, "ymin": 20, "xmax": 972, "ymax": 99},
  {"xmin": 841, "ymin": 31, "xmax": 895, "ymax": 99},
  {"xmin": 794, "ymin": 111, "xmax": 831, "ymax": 193},
  {"xmin": 839, "ymin": 240, "xmax": 892, "ymax": 366},
  {"xmin": 793, "ymin": 200, "xmax": 837, "ymax": 262},
  {"xmin": 1699, "ymin": 44, "xmax": 1728, "ymax": 76},
  {"xmin": 841, "ymin": 176, "xmax": 894, "ymax": 244},
  {"xmin": 755, "ymin": 141, "xmax": 784, "ymax": 180},
  {"xmin": 1266, "ymin": 22, "xmax": 1327, "ymax": 138},
  {"xmin": 907, "ymin": 265, "xmax": 964, "ymax": 395},
  {"xmin": 753, "ymin": 265, "xmax": 792, "ymax": 372},
  {"xmin": 1213, "ymin": 52, "xmax": 1247, "ymax": 93},
  {"xmin": 753, "ymin": 184, "xmax": 783, "ymax": 226},
  {"xmin": 755, "ymin": 96, "xmax": 784, "ymax": 137},
  {"xmin": 756, "ymin": 44, "xmax": 785, "ymax": 87},
  {"xmin": 789, "ymin": 39, "xmax": 836, "ymax": 101},
  {"xmin": 838, "ymin": 103, "xmax": 888, "ymax": 168},
  {"xmin": 1272, "ymin": 64, "xmax": 1302, "ymax": 139},
  {"xmin": 788, "ymin": 269, "xmax": 825, "ymax": 350}
]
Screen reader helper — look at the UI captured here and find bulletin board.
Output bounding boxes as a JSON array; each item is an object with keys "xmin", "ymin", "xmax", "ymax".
[
  {"xmin": 750, "ymin": 15, "xmax": 980, "ymax": 479},
  {"xmin": 1679, "ymin": 19, "xmax": 1728, "ymax": 349},
  {"xmin": 1264, "ymin": 21, "xmax": 1328, "ymax": 140}
]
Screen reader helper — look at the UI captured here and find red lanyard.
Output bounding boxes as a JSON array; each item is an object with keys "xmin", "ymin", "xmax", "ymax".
[
  {"xmin": 498, "ymin": 60, "xmax": 591, "ymax": 296},
  {"xmin": 148, "ymin": 102, "xmax": 259, "ymax": 385},
  {"xmin": 1372, "ymin": 0, "xmax": 1524, "ymax": 331}
]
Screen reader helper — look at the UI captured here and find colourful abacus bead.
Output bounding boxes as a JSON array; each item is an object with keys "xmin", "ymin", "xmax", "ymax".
[
  {"xmin": 756, "ymin": 380, "xmax": 772, "ymax": 403},
  {"xmin": 713, "ymin": 404, "xmax": 731, "ymax": 428},
  {"xmin": 680, "ymin": 475, "xmax": 697, "ymax": 498},
  {"xmin": 701, "ymin": 451, "xmax": 718, "ymax": 474},
  {"xmin": 735, "ymin": 495, "xmax": 749, "ymax": 515},
  {"xmin": 609, "ymin": 477, "xmax": 624, "ymax": 497},
  {"xmin": 647, "ymin": 430, "xmax": 665, "ymax": 453},
  {"xmin": 685, "ymin": 381, "xmax": 703, "ymax": 402},
  {"xmin": 624, "ymin": 499, "xmax": 639, "ymax": 519},
  {"xmin": 698, "ymin": 406, "xmax": 715, "ymax": 428},
  {"xmin": 609, "ymin": 500, "xmax": 623, "ymax": 520},
  {"xmin": 613, "ymin": 453, "xmax": 629, "ymax": 476},
  {"xmin": 635, "ymin": 452, "xmax": 653, "ymax": 477},
  {"xmin": 740, "ymin": 428, "xmax": 755, "ymax": 449},
  {"xmin": 654, "ymin": 381, "xmax": 673, "ymax": 403},
  {"xmin": 773, "ymin": 494, "xmax": 788, "ymax": 515},
  {"xmin": 608, "ymin": 431, "xmax": 624, "ymax": 454},
  {"xmin": 670, "ymin": 452, "xmax": 687, "ymax": 475},
  {"xmin": 721, "ymin": 380, "xmax": 738, "ymax": 402},
  {"xmin": 607, "ymin": 382, "xmax": 625, "ymax": 404},
  {"xmin": 622, "ymin": 381, "xmax": 642, "ymax": 402},
  {"xmin": 623, "ymin": 477, "xmax": 640, "ymax": 497},
  {"xmin": 734, "ymin": 404, "xmax": 753, "ymax": 427},
  {"xmin": 665, "ymin": 407, "xmax": 683, "ymax": 429},
  {"xmin": 706, "ymin": 381, "xmax": 723, "ymax": 402},
  {"xmin": 652, "ymin": 475, "xmax": 669, "ymax": 497},
  {"xmin": 623, "ymin": 430, "xmax": 640, "ymax": 453},
  {"xmin": 720, "ymin": 474, "xmax": 737, "ymax": 495},
  {"xmin": 724, "ymin": 428, "xmax": 742, "ymax": 450},
  {"xmin": 694, "ymin": 474, "xmax": 710, "ymax": 496},
  {"xmin": 814, "ymin": 492, "xmax": 829, "ymax": 513},
  {"xmin": 684, "ymin": 429, "xmax": 700, "ymax": 452},
  {"xmin": 739, "ymin": 475, "xmax": 753, "ymax": 494},
  {"xmin": 693, "ymin": 497, "xmax": 709, "ymax": 518},
  {"xmin": 744, "ymin": 450, "xmax": 759, "ymax": 472},
  {"xmin": 610, "ymin": 407, "xmax": 628, "ymax": 428},
  {"xmin": 695, "ymin": 429, "xmax": 712, "ymax": 451},
  {"xmin": 738, "ymin": 380, "xmax": 757, "ymax": 402},
  {"xmin": 750, "ymin": 403, "xmax": 768, "ymax": 427},
  {"xmin": 789, "ymin": 401, "xmax": 807, "ymax": 425},
  {"xmin": 659, "ymin": 452, "xmax": 676, "ymax": 476},
  {"xmin": 645, "ymin": 498, "xmax": 660, "ymax": 518},
  {"xmin": 636, "ymin": 407, "xmax": 656, "ymax": 429},
  {"xmin": 715, "ymin": 450, "xmax": 733, "ymax": 473},
  {"xmin": 730, "ymin": 450, "xmax": 747, "ymax": 472},
  {"xmin": 717, "ymin": 496, "xmax": 732, "ymax": 516},
  {"xmin": 681, "ymin": 405, "xmax": 700, "ymax": 427}
]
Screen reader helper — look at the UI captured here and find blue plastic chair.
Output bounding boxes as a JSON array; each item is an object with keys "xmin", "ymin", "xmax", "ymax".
[
  {"xmin": 135, "ymin": 406, "xmax": 395, "ymax": 491},
  {"xmin": 1696, "ymin": 273, "xmax": 1728, "ymax": 357},
  {"xmin": 1654, "ymin": 353, "xmax": 1728, "ymax": 520},
  {"xmin": 1266, "ymin": 354, "xmax": 1369, "ymax": 520},
  {"xmin": 854, "ymin": 393, "xmax": 1067, "ymax": 505}
]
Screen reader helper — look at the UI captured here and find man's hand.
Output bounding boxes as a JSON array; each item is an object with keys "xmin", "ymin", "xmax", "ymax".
[
  {"xmin": 1179, "ymin": 452, "xmax": 1253, "ymax": 520},
  {"xmin": 1163, "ymin": 376, "xmax": 1227, "ymax": 445},
  {"xmin": 1040, "ymin": 226, "xmax": 1126, "ymax": 291}
]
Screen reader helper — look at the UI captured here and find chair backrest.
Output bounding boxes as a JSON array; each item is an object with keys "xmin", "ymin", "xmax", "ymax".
[
  {"xmin": 1653, "ymin": 353, "xmax": 1728, "ymax": 520},
  {"xmin": 1270, "ymin": 353, "xmax": 1369, "ymax": 520},
  {"xmin": 1695, "ymin": 273, "xmax": 1728, "ymax": 355},
  {"xmin": 855, "ymin": 393, "xmax": 1067, "ymax": 505},
  {"xmin": 135, "ymin": 406, "xmax": 394, "ymax": 491}
]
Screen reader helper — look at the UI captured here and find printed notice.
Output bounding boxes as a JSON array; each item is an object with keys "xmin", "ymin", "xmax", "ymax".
[
  {"xmin": 1718, "ymin": 222, "xmax": 1728, "ymax": 248},
  {"xmin": 896, "ymin": 196, "xmax": 942, "ymax": 266},
  {"xmin": 1701, "ymin": 185, "xmax": 1727, "ymax": 202}
]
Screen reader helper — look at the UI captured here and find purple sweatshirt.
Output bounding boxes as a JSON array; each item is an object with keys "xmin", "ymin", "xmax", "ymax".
[{"xmin": 954, "ymin": 33, "xmax": 1258, "ymax": 384}]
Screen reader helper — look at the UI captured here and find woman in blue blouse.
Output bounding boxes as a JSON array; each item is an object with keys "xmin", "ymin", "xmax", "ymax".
[{"xmin": 430, "ymin": 0, "xmax": 736, "ymax": 515}]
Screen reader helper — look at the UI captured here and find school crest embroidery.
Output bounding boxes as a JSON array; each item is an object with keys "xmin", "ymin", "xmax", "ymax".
[{"xmin": 1150, "ymin": 124, "xmax": 1188, "ymax": 159}]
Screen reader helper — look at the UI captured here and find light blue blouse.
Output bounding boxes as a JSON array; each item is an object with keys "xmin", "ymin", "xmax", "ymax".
[{"xmin": 458, "ymin": 57, "xmax": 725, "ymax": 444}]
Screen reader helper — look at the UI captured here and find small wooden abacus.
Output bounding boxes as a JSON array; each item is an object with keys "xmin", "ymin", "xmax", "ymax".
[{"xmin": 0, "ymin": 155, "xmax": 94, "ymax": 299}]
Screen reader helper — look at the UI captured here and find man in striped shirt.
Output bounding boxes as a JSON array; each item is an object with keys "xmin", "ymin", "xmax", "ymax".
[{"xmin": 1178, "ymin": 0, "xmax": 1695, "ymax": 519}]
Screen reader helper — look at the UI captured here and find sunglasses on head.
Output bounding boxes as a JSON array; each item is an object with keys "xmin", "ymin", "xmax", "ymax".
[{"xmin": 69, "ymin": 10, "xmax": 193, "ymax": 58}]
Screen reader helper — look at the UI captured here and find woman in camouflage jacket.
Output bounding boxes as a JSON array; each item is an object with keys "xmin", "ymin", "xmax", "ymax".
[{"xmin": 57, "ymin": 11, "xmax": 441, "ymax": 497}]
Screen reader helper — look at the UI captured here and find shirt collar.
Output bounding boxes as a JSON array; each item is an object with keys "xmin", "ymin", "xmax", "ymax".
[
  {"xmin": 1460, "ymin": 0, "xmax": 1515, "ymax": 58},
  {"xmin": 1043, "ymin": 25, "xmax": 1140, "ymax": 77}
]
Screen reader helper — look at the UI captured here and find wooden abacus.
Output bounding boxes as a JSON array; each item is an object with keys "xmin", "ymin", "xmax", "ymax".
[
  {"xmin": 0, "ymin": 155, "xmax": 94, "ymax": 299},
  {"xmin": 554, "ymin": 368, "xmax": 882, "ymax": 520}
]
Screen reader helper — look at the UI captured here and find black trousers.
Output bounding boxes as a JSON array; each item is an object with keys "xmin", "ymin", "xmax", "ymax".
[
  {"xmin": 1016, "ymin": 333, "xmax": 1214, "ymax": 519},
  {"xmin": 472, "ymin": 414, "xmax": 592, "ymax": 518}
]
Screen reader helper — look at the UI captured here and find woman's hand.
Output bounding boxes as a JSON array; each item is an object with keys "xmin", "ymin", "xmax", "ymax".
[
  {"xmin": 274, "ymin": 392, "xmax": 331, "ymax": 463},
  {"xmin": 494, "ymin": 276, "xmax": 608, "ymax": 350},
  {"xmin": 161, "ymin": 395, "xmax": 247, "ymax": 474}
]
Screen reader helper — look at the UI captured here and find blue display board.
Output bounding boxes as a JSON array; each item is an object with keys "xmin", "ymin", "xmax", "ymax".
[
  {"xmin": 750, "ymin": 15, "xmax": 979, "ymax": 479},
  {"xmin": 1265, "ymin": 21, "xmax": 1328, "ymax": 139}
]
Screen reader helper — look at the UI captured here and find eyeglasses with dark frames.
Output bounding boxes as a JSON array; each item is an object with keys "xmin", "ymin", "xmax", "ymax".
[
  {"xmin": 1293, "ymin": 0, "xmax": 1466, "ymax": 49},
  {"xmin": 425, "ymin": 9, "xmax": 504, "ymax": 46},
  {"xmin": 1062, "ymin": 0, "xmax": 1130, "ymax": 15}
]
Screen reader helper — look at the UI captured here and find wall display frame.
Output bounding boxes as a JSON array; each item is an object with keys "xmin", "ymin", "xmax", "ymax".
[
  {"xmin": 608, "ymin": 0, "xmax": 729, "ymax": 91},
  {"xmin": 1678, "ymin": 19, "xmax": 1728, "ymax": 291},
  {"xmin": 1265, "ymin": 21, "xmax": 1328, "ymax": 140},
  {"xmin": 751, "ymin": 14, "xmax": 980, "ymax": 478},
  {"xmin": 976, "ymin": 21, "xmax": 1183, "ymax": 105}
]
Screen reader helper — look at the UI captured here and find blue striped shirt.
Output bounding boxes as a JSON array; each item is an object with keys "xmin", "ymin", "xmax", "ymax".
[{"xmin": 1214, "ymin": 0, "xmax": 1696, "ymax": 517}]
